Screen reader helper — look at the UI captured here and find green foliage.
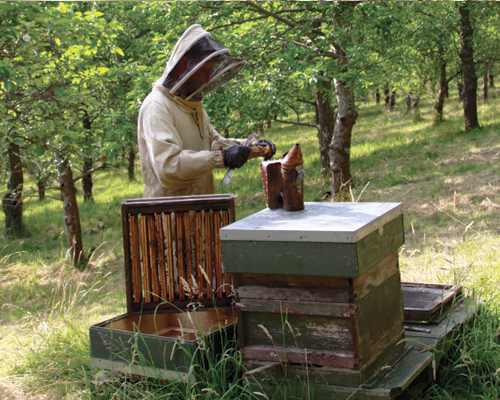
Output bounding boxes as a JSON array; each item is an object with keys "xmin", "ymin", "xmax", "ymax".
[{"xmin": 1, "ymin": 2, "xmax": 500, "ymax": 398}]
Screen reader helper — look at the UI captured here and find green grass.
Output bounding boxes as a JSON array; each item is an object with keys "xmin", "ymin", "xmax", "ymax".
[{"xmin": 1, "ymin": 87, "xmax": 500, "ymax": 399}]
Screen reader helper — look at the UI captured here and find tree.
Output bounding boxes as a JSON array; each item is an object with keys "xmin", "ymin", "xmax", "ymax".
[
  {"xmin": 2, "ymin": 129, "xmax": 23, "ymax": 236},
  {"xmin": 458, "ymin": 1, "xmax": 480, "ymax": 131},
  {"xmin": 1, "ymin": 2, "xmax": 123, "ymax": 265}
]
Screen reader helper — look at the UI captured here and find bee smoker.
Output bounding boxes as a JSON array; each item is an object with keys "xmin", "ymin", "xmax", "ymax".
[{"xmin": 260, "ymin": 143, "xmax": 305, "ymax": 211}]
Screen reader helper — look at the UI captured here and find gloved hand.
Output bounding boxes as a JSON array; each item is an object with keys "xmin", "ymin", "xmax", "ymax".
[
  {"xmin": 250, "ymin": 139, "xmax": 276, "ymax": 161},
  {"xmin": 224, "ymin": 146, "xmax": 251, "ymax": 169}
]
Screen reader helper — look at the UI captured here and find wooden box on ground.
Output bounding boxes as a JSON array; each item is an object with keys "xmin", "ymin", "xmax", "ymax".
[
  {"xmin": 243, "ymin": 283, "xmax": 475, "ymax": 400},
  {"xmin": 89, "ymin": 195, "xmax": 237, "ymax": 380},
  {"xmin": 221, "ymin": 202, "xmax": 406, "ymax": 384}
]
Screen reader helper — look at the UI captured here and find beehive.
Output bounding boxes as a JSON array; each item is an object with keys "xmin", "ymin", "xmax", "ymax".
[
  {"xmin": 89, "ymin": 195, "xmax": 237, "ymax": 380},
  {"xmin": 221, "ymin": 202, "xmax": 406, "ymax": 384}
]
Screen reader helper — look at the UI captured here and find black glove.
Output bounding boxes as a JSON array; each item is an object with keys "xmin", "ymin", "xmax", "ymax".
[
  {"xmin": 250, "ymin": 139, "xmax": 276, "ymax": 161},
  {"xmin": 224, "ymin": 146, "xmax": 251, "ymax": 169}
]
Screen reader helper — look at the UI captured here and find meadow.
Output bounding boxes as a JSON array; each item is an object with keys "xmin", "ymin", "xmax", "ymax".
[{"xmin": 0, "ymin": 88, "xmax": 499, "ymax": 399}]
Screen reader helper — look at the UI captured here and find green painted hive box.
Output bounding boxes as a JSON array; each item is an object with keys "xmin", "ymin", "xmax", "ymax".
[
  {"xmin": 221, "ymin": 202, "xmax": 406, "ymax": 384},
  {"xmin": 90, "ymin": 195, "xmax": 238, "ymax": 381},
  {"xmin": 89, "ymin": 308, "xmax": 235, "ymax": 381}
]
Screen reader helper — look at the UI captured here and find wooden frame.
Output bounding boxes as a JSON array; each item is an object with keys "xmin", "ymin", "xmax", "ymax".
[{"xmin": 121, "ymin": 194, "xmax": 236, "ymax": 316}]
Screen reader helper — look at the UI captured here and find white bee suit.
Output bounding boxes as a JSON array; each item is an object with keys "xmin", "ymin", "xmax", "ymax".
[{"xmin": 138, "ymin": 24, "xmax": 245, "ymax": 198}]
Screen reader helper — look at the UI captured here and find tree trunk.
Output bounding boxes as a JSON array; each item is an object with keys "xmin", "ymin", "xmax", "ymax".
[
  {"xmin": 58, "ymin": 157, "xmax": 85, "ymax": 267},
  {"xmin": 82, "ymin": 157, "xmax": 93, "ymax": 202},
  {"xmin": 383, "ymin": 84, "xmax": 390, "ymax": 108},
  {"xmin": 127, "ymin": 146, "xmax": 136, "ymax": 181},
  {"xmin": 456, "ymin": 82, "xmax": 463, "ymax": 101},
  {"xmin": 459, "ymin": 2, "xmax": 479, "ymax": 131},
  {"xmin": 38, "ymin": 177, "xmax": 46, "ymax": 200},
  {"xmin": 329, "ymin": 79, "xmax": 357, "ymax": 199},
  {"xmin": 389, "ymin": 90, "xmax": 396, "ymax": 111},
  {"xmin": 2, "ymin": 141, "xmax": 24, "ymax": 236},
  {"xmin": 405, "ymin": 92, "xmax": 412, "ymax": 113},
  {"xmin": 375, "ymin": 89, "xmax": 380, "ymax": 105},
  {"xmin": 483, "ymin": 61, "xmax": 488, "ymax": 103},
  {"xmin": 412, "ymin": 94, "xmax": 420, "ymax": 109},
  {"xmin": 82, "ymin": 113, "xmax": 93, "ymax": 201},
  {"xmin": 315, "ymin": 76, "xmax": 336, "ymax": 175},
  {"xmin": 488, "ymin": 70, "xmax": 494, "ymax": 88},
  {"xmin": 290, "ymin": 104, "xmax": 300, "ymax": 124},
  {"xmin": 434, "ymin": 60, "xmax": 447, "ymax": 123}
]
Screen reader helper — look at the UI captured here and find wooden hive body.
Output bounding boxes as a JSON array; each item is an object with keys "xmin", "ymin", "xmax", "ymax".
[
  {"xmin": 90, "ymin": 195, "xmax": 237, "ymax": 380},
  {"xmin": 221, "ymin": 202, "xmax": 406, "ymax": 384}
]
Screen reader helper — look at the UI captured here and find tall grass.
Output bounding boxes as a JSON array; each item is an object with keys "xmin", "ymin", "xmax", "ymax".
[{"xmin": 1, "ymin": 87, "xmax": 499, "ymax": 399}]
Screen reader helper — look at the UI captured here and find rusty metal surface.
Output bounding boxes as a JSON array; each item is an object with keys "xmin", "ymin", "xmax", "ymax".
[
  {"xmin": 260, "ymin": 160, "xmax": 283, "ymax": 209},
  {"xmin": 281, "ymin": 144, "xmax": 305, "ymax": 211}
]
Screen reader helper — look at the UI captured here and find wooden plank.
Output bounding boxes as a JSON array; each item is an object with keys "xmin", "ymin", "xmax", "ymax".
[
  {"xmin": 222, "ymin": 240, "xmax": 359, "ymax": 277},
  {"xmin": 238, "ymin": 298, "xmax": 354, "ymax": 318},
  {"xmin": 401, "ymin": 282, "xmax": 463, "ymax": 323},
  {"xmin": 355, "ymin": 272, "xmax": 405, "ymax": 367},
  {"xmin": 405, "ymin": 301, "xmax": 475, "ymax": 340},
  {"xmin": 213, "ymin": 211, "xmax": 223, "ymax": 298},
  {"xmin": 241, "ymin": 345, "xmax": 358, "ymax": 369},
  {"xmin": 356, "ymin": 215, "xmax": 405, "ymax": 276},
  {"xmin": 358, "ymin": 330, "xmax": 405, "ymax": 383},
  {"xmin": 241, "ymin": 312, "xmax": 354, "ymax": 353},
  {"xmin": 139, "ymin": 215, "xmax": 152, "ymax": 303},
  {"xmin": 242, "ymin": 359, "xmax": 363, "ymax": 387},
  {"xmin": 353, "ymin": 251, "xmax": 399, "ymax": 302},
  {"xmin": 131, "ymin": 297, "xmax": 232, "ymax": 313},
  {"xmin": 122, "ymin": 207, "xmax": 134, "ymax": 315},
  {"xmin": 183, "ymin": 211, "xmax": 193, "ymax": 299},
  {"xmin": 122, "ymin": 194, "xmax": 235, "ymax": 215},
  {"xmin": 147, "ymin": 215, "xmax": 160, "ymax": 302},
  {"xmin": 194, "ymin": 211, "xmax": 203, "ymax": 299},
  {"xmin": 222, "ymin": 209, "xmax": 231, "ymax": 296},
  {"xmin": 129, "ymin": 215, "xmax": 142, "ymax": 304},
  {"xmin": 175, "ymin": 212, "xmax": 185, "ymax": 300},
  {"xmin": 164, "ymin": 213, "xmax": 175, "ymax": 301},
  {"xmin": 237, "ymin": 285, "xmax": 351, "ymax": 303},
  {"xmin": 376, "ymin": 347, "xmax": 433, "ymax": 392},
  {"xmin": 245, "ymin": 347, "xmax": 433, "ymax": 400},
  {"xmin": 244, "ymin": 361, "xmax": 281, "ymax": 377},
  {"xmin": 246, "ymin": 380, "xmax": 387, "ymax": 400},
  {"xmin": 204, "ymin": 211, "xmax": 213, "ymax": 298},
  {"xmin": 232, "ymin": 273, "xmax": 352, "ymax": 291},
  {"xmin": 155, "ymin": 214, "xmax": 168, "ymax": 301}
]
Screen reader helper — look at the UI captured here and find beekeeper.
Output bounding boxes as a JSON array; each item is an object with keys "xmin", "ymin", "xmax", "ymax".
[{"xmin": 138, "ymin": 24, "xmax": 275, "ymax": 198}]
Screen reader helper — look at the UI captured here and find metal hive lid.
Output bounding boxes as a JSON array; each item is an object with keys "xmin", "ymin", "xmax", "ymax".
[{"xmin": 220, "ymin": 202, "xmax": 403, "ymax": 243}]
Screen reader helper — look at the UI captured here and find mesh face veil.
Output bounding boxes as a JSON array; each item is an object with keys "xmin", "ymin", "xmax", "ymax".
[{"xmin": 162, "ymin": 36, "xmax": 246, "ymax": 101}]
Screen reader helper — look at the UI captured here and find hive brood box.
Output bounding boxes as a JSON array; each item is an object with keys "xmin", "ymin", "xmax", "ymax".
[
  {"xmin": 221, "ymin": 202, "xmax": 405, "ymax": 384},
  {"xmin": 89, "ymin": 195, "xmax": 237, "ymax": 381}
]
